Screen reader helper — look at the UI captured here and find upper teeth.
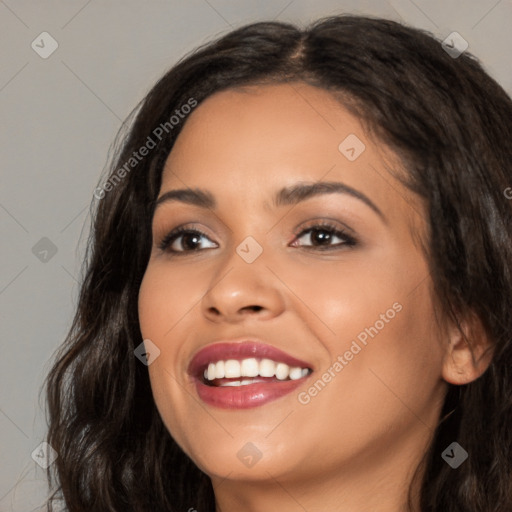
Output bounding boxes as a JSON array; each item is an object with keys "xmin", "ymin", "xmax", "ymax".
[{"xmin": 203, "ymin": 358, "xmax": 309, "ymax": 381}]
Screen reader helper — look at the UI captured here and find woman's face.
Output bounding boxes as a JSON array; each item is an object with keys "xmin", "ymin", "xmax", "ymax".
[{"xmin": 138, "ymin": 82, "xmax": 448, "ymax": 487}]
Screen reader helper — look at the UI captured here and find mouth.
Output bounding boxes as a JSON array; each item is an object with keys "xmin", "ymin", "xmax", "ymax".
[{"xmin": 188, "ymin": 340, "xmax": 314, "ymax": 409}]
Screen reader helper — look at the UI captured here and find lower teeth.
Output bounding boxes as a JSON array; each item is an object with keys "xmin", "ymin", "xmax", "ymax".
[
  {"xmin": 218, "ymin": 378, "xmax": 267, "ymax": 387},
  {"xmin": 204, "ymin": 370, "xmax": 312, "ymax": 387}
]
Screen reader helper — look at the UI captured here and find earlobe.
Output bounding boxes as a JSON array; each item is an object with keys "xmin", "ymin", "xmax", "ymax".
[{"xmin": 441, "ymin": 311, "xmax": 494, "ymax": 386}]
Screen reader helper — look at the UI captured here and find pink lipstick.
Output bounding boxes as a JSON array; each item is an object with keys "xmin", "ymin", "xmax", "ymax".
[{"xmin": 187, "ymin": 340, "xmax": 313, "ymax": 409}]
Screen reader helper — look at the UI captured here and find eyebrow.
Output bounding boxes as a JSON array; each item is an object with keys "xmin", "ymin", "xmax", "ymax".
[{"xmin": 155, "ymin": 181, "xmax": 386, "ymax": 222}]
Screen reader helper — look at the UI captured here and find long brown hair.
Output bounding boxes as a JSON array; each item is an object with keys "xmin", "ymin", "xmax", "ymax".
[{"xmin": 45, "ymin": 14, "xmax": 512, "ymax": 511}]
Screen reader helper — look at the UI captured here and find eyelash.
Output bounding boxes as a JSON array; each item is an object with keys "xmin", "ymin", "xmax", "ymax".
[{"xmin": 157, "ymin": 221, "xmax": 358, "ymax": 255}]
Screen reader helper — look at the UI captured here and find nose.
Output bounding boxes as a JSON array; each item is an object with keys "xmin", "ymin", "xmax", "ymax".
[{"xmin": 200, "ymin": 245, "xmax": 286, "ymax": 324}]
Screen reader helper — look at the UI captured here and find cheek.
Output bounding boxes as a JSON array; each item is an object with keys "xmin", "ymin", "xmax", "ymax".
[
  {"xmin": 138, "ymin": 269, "xmax": 167, "ymax": 339},
  {"xmin": 296, "ymin": 301, "xmax": 445, "ymax": 465},
  {"xmin": 289, "ymin": 247, "xmax": 445, "ymax": 405},
  {"xmin": 278, "ymin": 254, "xmax": 402, "ymax": 343},
  {"xmin": 327, "ymin": 285, "xmax": 445, "ymax": 430},
  {"xmin": 138, "ymin": 267, "xmax": 193, "ymax": 446},
  {"xmin": 138, "ymin": 262, "xmax": 198, "ymax": 339},
  {"xmin": 138, "ymin": 268, "xmax": 182, "ymax": 397}
]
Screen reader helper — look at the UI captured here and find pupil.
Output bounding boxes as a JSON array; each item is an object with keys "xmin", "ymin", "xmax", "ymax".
[
  {"xmin": 183, "ymin": 233, "xmax": 200, "ymax": 250},
  {"xmin": 313, "ymin": 229, "xmax": 331, "ymax": 245}
]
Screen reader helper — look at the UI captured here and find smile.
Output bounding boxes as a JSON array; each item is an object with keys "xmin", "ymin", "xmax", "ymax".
[{"xmin": 188, "ymin": 340, "xmax": 314, "ymax": 409}]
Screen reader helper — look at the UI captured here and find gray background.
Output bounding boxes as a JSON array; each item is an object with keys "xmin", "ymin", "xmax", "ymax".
[{"xmin": 1, "ymin": 0, "xmax": 511, "ymax": 509}]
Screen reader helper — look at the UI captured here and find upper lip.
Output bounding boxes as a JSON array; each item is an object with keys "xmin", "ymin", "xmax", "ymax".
[{"xmin": 187, "ymin": 338, "xmax": 314, "ymax": 379}]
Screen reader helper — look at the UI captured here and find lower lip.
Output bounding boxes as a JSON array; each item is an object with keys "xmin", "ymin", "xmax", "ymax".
[{"xmin": 193, "ymin": 377, "xmax": 309, "ymax": 409}]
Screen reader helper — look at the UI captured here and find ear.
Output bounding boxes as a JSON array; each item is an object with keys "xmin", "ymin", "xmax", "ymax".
[{"xmin": 442, "ymin": 310, "xmax": 494, "ymax": 385}]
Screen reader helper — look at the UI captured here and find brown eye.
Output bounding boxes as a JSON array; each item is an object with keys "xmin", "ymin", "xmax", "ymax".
[
  {"xmin": 291, "ymin": 222, "xmax": 357, "ymax": 251},
  {"xmin": 158, "ymin": 227, "xmax": 217, "ymax": 254}
]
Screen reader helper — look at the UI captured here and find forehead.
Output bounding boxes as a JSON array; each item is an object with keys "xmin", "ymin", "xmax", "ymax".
[
  {"xmin": 159, "ymin": 82, "xmax": 425, "ymax": 232},
  {"xmin": 168, "ymin": 83, "xmax": 361, "ymax": 162},
  {"xmin": 163, "ymin": 83, "xmax": 366, "ymax": 184}
]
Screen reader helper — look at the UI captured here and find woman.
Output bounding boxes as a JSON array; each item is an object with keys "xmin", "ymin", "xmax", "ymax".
[{"xmin": 44, "ymin": 14, "xmax": 512, "ymax": 512}]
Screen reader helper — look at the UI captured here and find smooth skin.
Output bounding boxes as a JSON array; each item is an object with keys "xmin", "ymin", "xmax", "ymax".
[{"xmin": 138, "ymin": 82, "xmax": 492, "ymax": 512}]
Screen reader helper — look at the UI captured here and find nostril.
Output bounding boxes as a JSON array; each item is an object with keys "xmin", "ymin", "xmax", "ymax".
[{"xmin": 246, "ymin": 305, "xmax": 263, "ymax": 312}]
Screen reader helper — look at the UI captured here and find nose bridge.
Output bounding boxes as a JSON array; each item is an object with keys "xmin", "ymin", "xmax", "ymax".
[
  {"xmin": 201, "ymin": 232, "xmax": 284, "ymax": 321},
  {"xmin": 220, "ymin": 211, "xmax": 271, "ymax": 275}
]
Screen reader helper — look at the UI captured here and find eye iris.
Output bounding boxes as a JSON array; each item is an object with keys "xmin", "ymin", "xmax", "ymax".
[
  {"xmin": 182, "ymin": 232, "xmax": 201, "ymax": 250},
  {"xmin": 311, "ymin": 228, "xmax": 332, "ymax": 246}
]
